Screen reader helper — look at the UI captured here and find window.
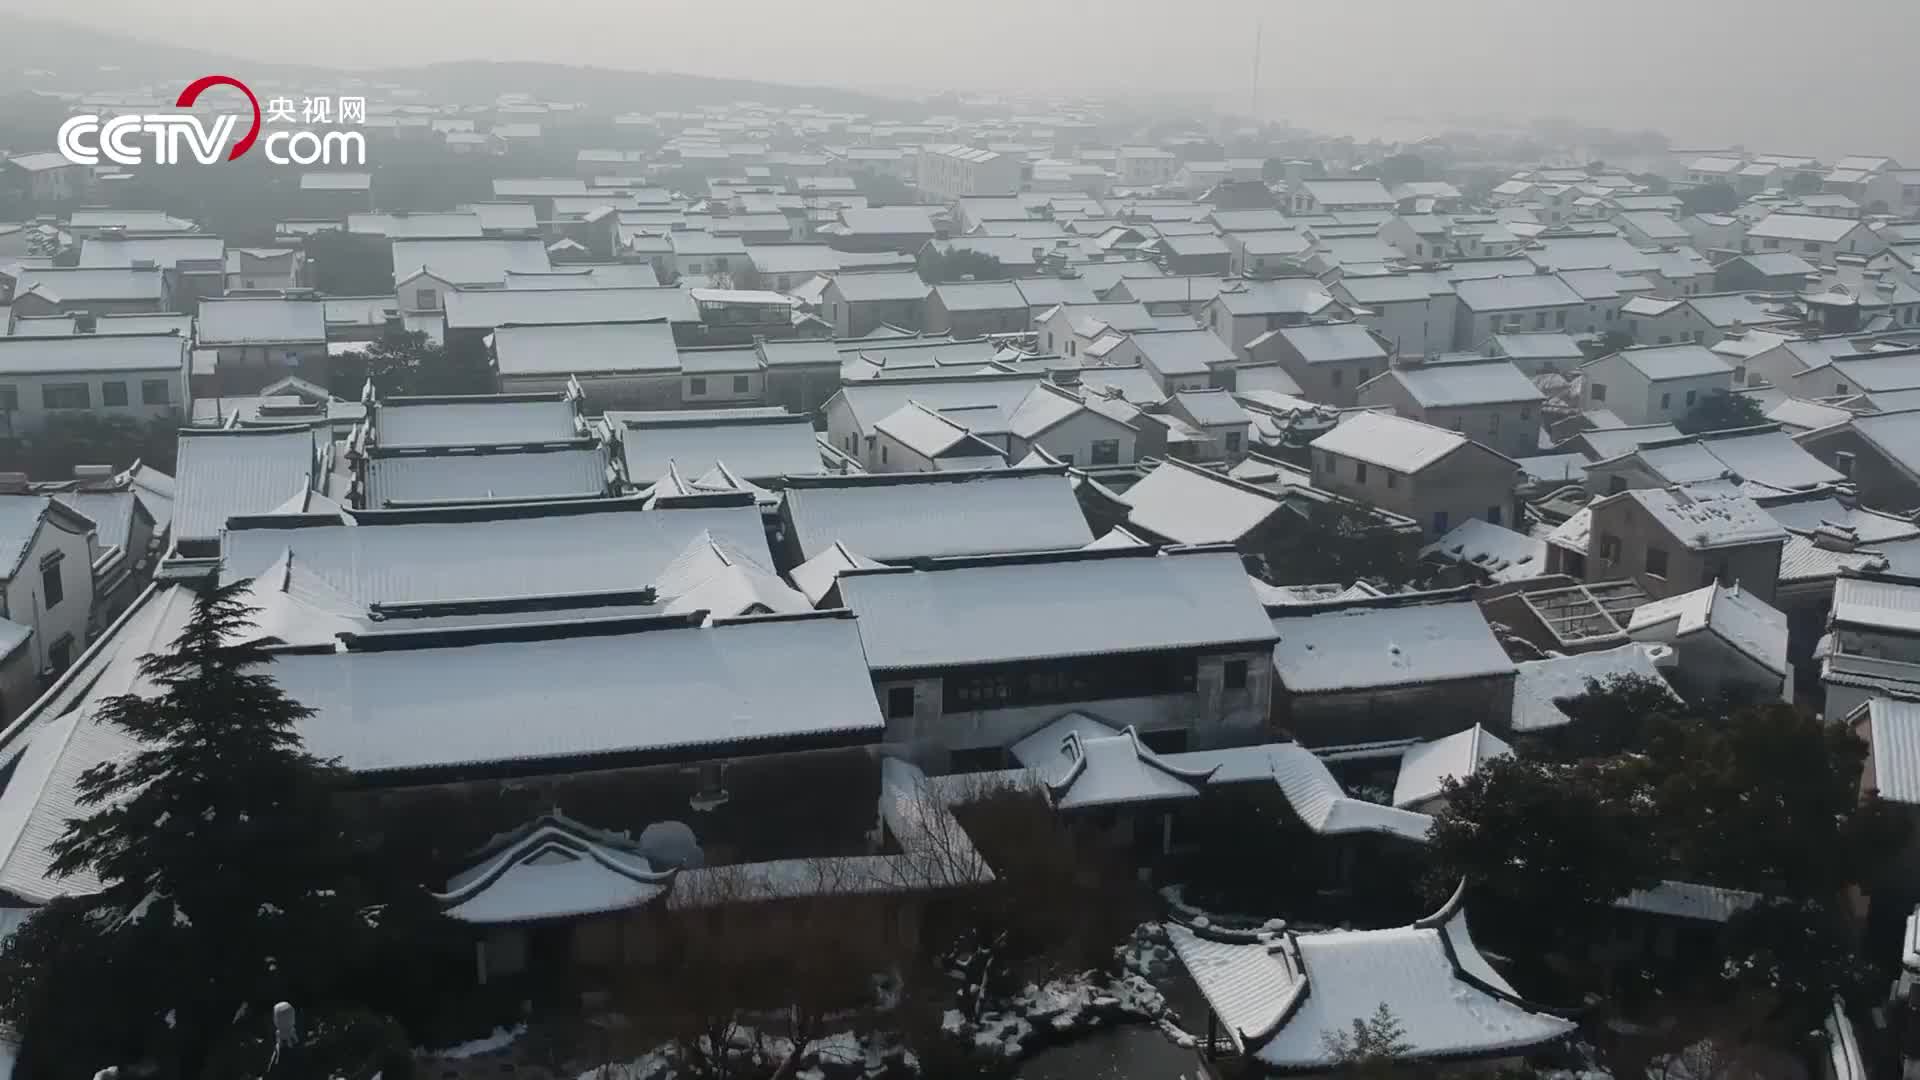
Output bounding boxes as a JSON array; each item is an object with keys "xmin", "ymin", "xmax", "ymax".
[
  {"xmin": 942, "ymin": 653, "xmax": 1197, "ymax": 712},
  {"xmin": 1331, "ymin": 369, "xmax": 1344, "ymax": 388},
  {"xmin": 1486, "ymin": 505, "xmax": 1502, "ymax": 525},
  {"xmin": 1645, "ymin": 545, "xmax": 1670, "ymax": 578},
  {"xmin": 881, "ymin": 444, "xmax": 889, "ymax": 464},
  {"xmin": 732, "ymin": 375, "xmax": 750, "ymax": 394},
  {"xmin": 1765, "ymin": 239, "xmax": 1781, "ymax": 250},
  {"xmin": 0, "ymin": 385, "xmax": 17, "ymax": 411},
  {"xmin": 1608, "ymin": 475, "xmax": 1629, "ymax": 494},
  {"xmin": 1600, "ymin": 533, "xmax": 1622, "ymax": 563},
  {"xmin": 689, "ymin": 376, "xmax": 707, "ymax": 396},
  {"xmin": 1837, "ymin": 382, "xmax": 1850, "ymax": 395},
  {"xmin": 48, "ymin": 634, "xmax": 73, "ymax": 672},
  {"xmin": 1804, "ymin": 241, "xmax": 1820, "ymax": 254},
  {"xmin": 142, "ymin": 380, "xmax": 171, "ymax": 405},
  {"xmin": 416, "ymin": 288, "xmax": 440, "ymax": 310},
  {"xmin": 1224, "ymin": 432, "xmax": 1241, "ymax": 454},
  {"xmin": 886, "ymin": 686, "xmax": 915, "ymax": 718},
  {"xmin": 1534, "ymin": 311, "xmax": 1548, "ymax": 330},
  {"xmin": 1489, "ymin": 412, "xmax": 1502, "ymax": 433},
  {"xmin": 1090, "ymin": 439, "xmax": 1120, "ymax": 466},
  {"xmin": 101, "ymin": 381, "xmax": 127, "ymax": 407},
  {"xmin": 1591, "ymin": 382, "xmax": 1607, "ymax": 402},
  {"xmin": 1224, "ymin": 659, "xmax": 1249, "ymax": 690},
  {"xmin": 40, "ymin": 553, "xmax": 63, "ymax": 609},
  {"xmin": 1520, "ymin": 406, "xmax": 1531, "ymax": 420},
  {"xmin": 1355, "ymin": 461, "xmax": 1369, "ymax": 483},
  {"xmin": 1385, "ymin": 471, "xmax": 1398, "ymax": 489},
  {"xmin": 1432, "ymin": 511, "xmax": 1449, "ymax": 534},
  {"xmin": 686, "ymin": 262, "xmax": 703, "ymax": 274},
  {"xmin": 1660, "ymin": 392, "xmax": 1672, "ymax": 410},
  {"xmin": 1836, "ymin": 450, "xmax": 1856, "ymax": 477},
  {"xmin": 43, "ymin": 383, "xmax": 89, "ymax": 409},
  {"xmin": 1555, "ymin": 309, "xmax": 1568, "ymax": 328},
  {"xmin": 1735, "ymin": 366, "xmax": 1748, "ymax": 385},
  {"xmin": 1684, "ymin": 389, "xmax": 1697, "ymax": 406}
]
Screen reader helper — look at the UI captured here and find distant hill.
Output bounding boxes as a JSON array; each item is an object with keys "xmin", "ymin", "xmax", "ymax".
[{"xmin": 0, "ymin": 15, "xmax": 911, "ymax": 116}]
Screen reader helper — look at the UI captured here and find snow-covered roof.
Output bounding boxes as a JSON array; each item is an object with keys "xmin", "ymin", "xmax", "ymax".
[
  {"xmin": 1627, "ymin": 582, "xmax": 1789, "ymax": 677},
  {"xmin": 1420, "ymin": 519, "xmax": 1548, "ymax": 583},
  {"xmin": 1694, "ymin": 430, "xmax": 1844, "ymax": 491},
  {"xmin": 442, "ymin": 287, "xmax": 698, "ymax": 331},
  {"xmin": 1270, "ymin": 595, "xmax": 1515, "ymax": 694},
  {"xmin": 783, "ymin": 468, "xmax": 1091, "ymax": 562},
  {"xmin": 492, "ymin": 319, "xmax": 681, "ymax": 377},
  {"xmin": 788, "ymin": 541, "xmax": 883, "ymax": 606},
  {"xmin": 435, "ymin": 812, "xmax": 674, "ymax": 924},
  {"xmin": 613, "ymin": 411, "xmax": 823, "ymax": 481},
  {"xmin": 1833, "ymin": 576, "xmax": 1920, "ymax": 635},
  {"xmin": 271, "ymin": 613, "xmax": 885, "ymax": 776},
  {"xmin": 827, "ymin": 270, "xmax": 931, "ymax": 304},
  {"xmin": 1601, "ymin": 344, "xmax": 1733, "ymax": 382},
  {"xmin": 1011, "ymin": 715, "xmax": 1216, "ymax": 810},
  {"xmin": 1213, "ymin": 279, "xmax": 1337, "ymax": 318},
  {"xmin": 1310, "ymin": 410, "xmax": 1471, "ymax": 474},
  {"xmin": 221, "ymin": 500, "xmax": 770, "ymax": 612},
  {"xmin": 1747, "ymin": 213, "xmax": 1860, "ymax": 243},
  {"xmin": 1613, "ymin": 880, "xmax": 1763, "ymax": 923},
  {"xmin": 363, "ymin": 444, "xmax": 611, "ymax": 508},
  {"xmin": 840, "ymin": 547, "xmax": 1276, "ymax": 673},
  {"xmin": 172, "ymin": 426, "xmax": 318, "ymax": 545},
  {"xmin": 392, "ymin": 237, "xmax": 550, "ymax": 287},
  {"xmin": 653, "ymin": 530, "xmax": 811, "ymax": 621},
  {"xmin": 1128, "ymin": 328, "xmax": 1236, "ymax": 376},
  {"xmin": 1384, "ymin": 360, "xmax": 1543, "ymax": 408},
  {"xmin": 1615, "ymin": 482, "xmax": 1786, "ymax": 551},
  {"xmin": 373, "ymin": 396, "xmax": 580, "ymax": 449},
  {"xmin": 1167, "ymin": 892, "xmax": 1573, "ymax": 1070},
  {"xmin": 1259, "ymin": 322, "xmax": 1388, "ymax": 365},
  {"xmin": 0, "ymin": 332, "xmax": 187, "ymax": 377},
  {"xmin": 1453, "ymin": 274, "xmax": 1582, "ymax": 313},
  {"xmin": 1509, "ymin": 643, "xmax": 1678, "ymax": 732},
  {"xmin": 1391, "ymin": 725, "xmax": 1513, "ymax": 809},
  {"xmin": 1120, "ymin": 459, "xmax": 1281, "ymax": 545},
  {"xmin": 1572, "ymin": 423, "xmax": 1684, "ymax": 460}
]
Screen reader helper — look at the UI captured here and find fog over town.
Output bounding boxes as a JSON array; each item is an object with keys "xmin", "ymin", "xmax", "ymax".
[{"xmin": 5, "ymin": 4, "xmax": 1920, "ymax": 1079}]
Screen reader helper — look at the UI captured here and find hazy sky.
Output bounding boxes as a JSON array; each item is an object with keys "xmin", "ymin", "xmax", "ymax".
[{"xmin": 10, "ymin": 0, "xmax": 1920, "ymax": 158}]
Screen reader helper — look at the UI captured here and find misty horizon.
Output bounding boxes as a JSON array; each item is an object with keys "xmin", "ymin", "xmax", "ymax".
[{"xmin": 4, "ymin": 0, "xmax": 1920, "ymax": 160}]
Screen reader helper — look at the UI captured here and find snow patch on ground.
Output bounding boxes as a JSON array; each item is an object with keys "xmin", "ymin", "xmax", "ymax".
[{"xmin": 427, "ymin": 1024, "xmax": 526, "ymax": 1060}]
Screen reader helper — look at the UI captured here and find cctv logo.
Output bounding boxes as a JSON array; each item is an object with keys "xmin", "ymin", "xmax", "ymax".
[{"xmin": 58, "ymin": 75, "xmax": 366, "ymax": 167}]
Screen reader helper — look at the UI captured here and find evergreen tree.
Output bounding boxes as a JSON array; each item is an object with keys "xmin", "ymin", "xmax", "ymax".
[{"xmin": 12, "ymin": 578, "xmax": 372, "ymax": 1078}]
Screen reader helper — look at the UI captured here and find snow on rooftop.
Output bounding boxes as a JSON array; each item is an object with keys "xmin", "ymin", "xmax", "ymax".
[
  {"xmin": 841, "ymin": 548, "xmax": 1274, "ymax": 673},
  {"xmin": 1310, "ymin": 411, "xmax": 1469, "ymax": 475},
  {"xmin": 1120, "ymin": 460, "xmax": 1280, "ymax": 545},
  {"xmin": 1627, "ymin": 582, "xmax": 1789, "ymax": 677},
  {"xmin": 376, "ymin": 397, "xmax": 580, "ymax": 449},
  {"xmin": 172, "ymin": 427, "xmax": 317, "ymax": 544},
  {"xmin": 1387, "ymin": 360, "xmax": 1543, "ymax": 408},
  {"xmin": 1613, "ymin": 880, "xmax": 1763, "ymax": 923},
  {"xmin": 1621, "ymin": 482, "xmax": 1786, "ymax": 550},
  {"xmin": 363, "ymin": 445, "xmax": 610, "ymax": 508},
  {"xmin": 1167, "ymin": 898, "xmax": 1572, "ymax": 1070},
  {"xmin": 1832, "ymin": 576, "xmax": 1920, "ymax": 635},
  {"xmin": 784, "ymin": 469, "xmax": 1091, "ymax": 563},
  {"xmin": 1011, "ymin": 714, "xmax": 1214, "ymax": 810},
  {"xmin": 1270, "ymin": 597, "xmax": 1515, "ymax": 694},
  {"xmin": 271, "ymin": 615, "xmax": 884, "ymax": 776},
  {"xmin": 1419, "ymin": 519, "xmax": 1547, "ymax": 583},
  {"xmin": 1509, "ymin": 643, "xmax": 1678, "ymax": 732},
  {"xmin": 1391, "ymin": 725, "xmax": 1513, "ymax": 808}
]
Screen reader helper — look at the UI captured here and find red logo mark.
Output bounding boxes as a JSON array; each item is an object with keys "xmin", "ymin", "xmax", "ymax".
[{"xmin": 175, "ymin": 75, "xmax": 261, "ymax": 161}]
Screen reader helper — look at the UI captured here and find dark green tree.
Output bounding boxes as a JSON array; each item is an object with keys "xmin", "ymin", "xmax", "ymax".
[
  {"xmin": 5, "ymin": 413, "xmax": 180, "ymax": 478},
  {"xmin": 1630, "ymin": 172, "xmax": 1672, "ymax": 194},
  {"xmin": 11, "ymin": 579, "xmax": 372, "ymax": 1078},
  {"xmin": 1643, "ymin": 704, "xmax": 1906, "ymax": 897},
  {"xmin": 917, "ymin": 249, "xmax": 1010, "ymax": 284},
  {"xmin": 1321, "ymin": 1004, "xmax": 1414, "ymax": 1079},
  {"xmin": 1373, "ymin": 153, "xmax": 1427, "ymax": 186},
  {"xmin": 1676, "ymin": 390, "xmax": 1767, "ymax": 434},
  {"xmin": 1581, "ymin": 329, "xmax": 1637, "ymax": 359},
  {"xmin": 328, "ymin": 330, "xmax": 493, "ymax": 399},
  {"xmin": 1262, "ymin": 499, "xmax": 1425, "ymax": 589},
  {"xmin": 303, "ymin": 231, "xmax": 398, "ymax": 297},
  {"xmin": 1524, "ymin": 673, "xmax": 1688, "ymax": 761},
  {"xmin": 852, "ymin": 170, "xmax": 918, "ymax": 207},
  {"xmin": 1679, "ymin": 183, "xmax": 1740, "ymax": 216},
  {"xmin": 1426, "ymin": 755, "xmax": 1661, "ymax": 938},
  {"xmin": 1715, "ymin": 899, "xmax": 1866, "ymax": 1046},
  {"xmin": 1787, "ymin": 171, "xmax": 1826, "ymax": 197}
]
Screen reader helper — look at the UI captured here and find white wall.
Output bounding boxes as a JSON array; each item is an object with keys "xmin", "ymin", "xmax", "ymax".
[
  {"xmin": 0, "ymin": 365, "xmax": 185, "ymax": 436},
  {"xmin": 1013, "ymin": 408, "xmax": 1137, "ymax": 467},
  {"xmin": 0, "ymin": 512, "xmax": 95, "ymax": 685}
]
